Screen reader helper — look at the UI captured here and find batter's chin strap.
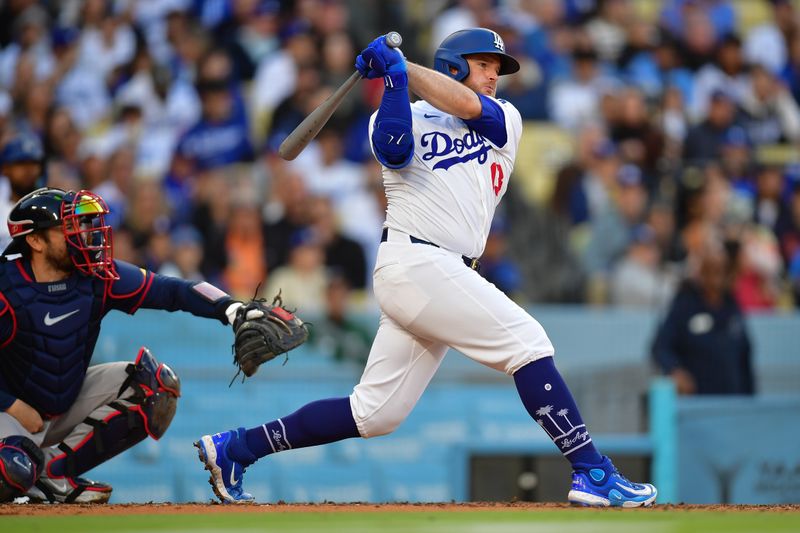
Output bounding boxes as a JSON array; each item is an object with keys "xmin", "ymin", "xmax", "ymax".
[{"xmin": 46, "ymin": 347, "xmax": 181, "ymax": 480}]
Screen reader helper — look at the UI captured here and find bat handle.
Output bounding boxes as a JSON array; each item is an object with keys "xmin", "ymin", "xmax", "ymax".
[{"xmin": 385, "ymin": 31, "xmax": 403, "ymax": 48}]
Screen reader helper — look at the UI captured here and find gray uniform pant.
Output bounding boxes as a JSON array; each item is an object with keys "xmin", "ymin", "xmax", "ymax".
[{"xmin": 0, "ymin": 362, "xmax": 131, "ymax": 475}]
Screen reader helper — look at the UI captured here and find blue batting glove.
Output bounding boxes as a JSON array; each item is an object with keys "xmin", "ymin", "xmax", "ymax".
[
  {"xmin": 386, "ymin": 46, "xmax": 406, "ymax": 73},
  {"xmin": 355, "ymin": 54, "xmax": 382, "ymax": 79},
  {"xmin": 358, "ymin": 35, "xmax": 406, "ymax": 77}
]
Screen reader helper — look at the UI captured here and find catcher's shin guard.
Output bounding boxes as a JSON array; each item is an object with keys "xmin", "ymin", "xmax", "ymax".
[
  {"xmin": 47, "ymin": 347, "xmax": 181, "ymax": 479},
  {"xmin": 122, "ymin": 346, "xmax": 181, "ymax": 439}
]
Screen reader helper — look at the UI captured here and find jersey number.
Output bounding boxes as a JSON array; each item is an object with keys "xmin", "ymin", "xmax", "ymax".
[{"xmin": 491, "ymin": 163, "xmax": 504, "ymax": 196}]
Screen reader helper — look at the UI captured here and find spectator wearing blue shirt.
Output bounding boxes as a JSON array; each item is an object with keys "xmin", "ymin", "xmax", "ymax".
[
  {"xmin": 174, "ymin": 77, "xmax": 254, "ymax": 173},
  {"xmin": 625, "ymin": 30, "xmax": 695, "ymax": 107},
  {"xmin": 683, "ymin": 89, "xmax": 741, "ymax": 164},
  {"xmin": 652, "ymin": 245, "xmax": 754, "ymax": 395},
  {"xmin": 660, "ymin": 0, "xmax": 736, "ymax": 47},
  {"xmin": 480, "ymin": 216, "xmax": 523, "ymax": 299}
]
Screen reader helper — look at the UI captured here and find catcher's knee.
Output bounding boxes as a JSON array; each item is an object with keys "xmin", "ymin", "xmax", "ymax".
[
  {"xmin": 123, "ymin": 346, "xmax": 181, "ymax": 439},
  {"xmin": 0, "ymin": 436, "xmax": 43, "ymax": 502},
  {"xmin": 47, "ymin": 348, "xmax": 181, "ymax": 480}
]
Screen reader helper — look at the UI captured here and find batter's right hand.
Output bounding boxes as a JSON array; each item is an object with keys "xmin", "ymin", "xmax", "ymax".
[{"xmin": 6, "ymin": 399, "xmax": 44, "ymax": 434}]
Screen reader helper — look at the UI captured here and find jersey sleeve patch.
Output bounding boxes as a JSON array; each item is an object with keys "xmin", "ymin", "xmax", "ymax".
[{"xmin": 192, "ymin": 281, "xmax": 229, "ymax": 302}]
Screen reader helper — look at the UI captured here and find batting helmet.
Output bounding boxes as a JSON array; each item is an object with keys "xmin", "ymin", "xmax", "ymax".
[
  {"xmin": 434, "ymin": 28, "xmax": 520, "ymax": 82},
  {"xmin": 0, "ymin": 134, "xmax": 43, "ymax": 165},
  {"xmin": 3, "ymin": 187, "xmax": 118, "ymax": 280}
]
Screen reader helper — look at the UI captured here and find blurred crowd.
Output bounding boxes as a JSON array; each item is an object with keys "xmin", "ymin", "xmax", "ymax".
[{"xmin": 0, "ymin": 0, "xmax": 799, "ymax": 333}]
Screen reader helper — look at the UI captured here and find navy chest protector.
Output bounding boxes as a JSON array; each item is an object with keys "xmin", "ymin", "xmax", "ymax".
[{"xmin": 0, "ymin": 261, "xmax": 105, "ymax": 416}]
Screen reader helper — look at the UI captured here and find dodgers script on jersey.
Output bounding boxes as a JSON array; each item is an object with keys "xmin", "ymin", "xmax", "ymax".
[{"xmin": 369, "ymin": 96, "xmax": 522, "ymax": 259}]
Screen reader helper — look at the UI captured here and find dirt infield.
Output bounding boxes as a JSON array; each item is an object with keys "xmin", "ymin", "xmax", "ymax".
[{"xmin": 2, "ymin": 502, "xmax": 799, "ymax": 516}]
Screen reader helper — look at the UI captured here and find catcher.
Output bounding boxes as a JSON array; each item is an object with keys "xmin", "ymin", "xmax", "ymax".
[{"xmin": 0, "ymin": 187, "xmax": 307, "ymax": 504}]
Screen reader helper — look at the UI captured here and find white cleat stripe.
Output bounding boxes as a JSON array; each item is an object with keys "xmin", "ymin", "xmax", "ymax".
[{"xmin": 614, "ymin": 482, "xmax": 655, "ymax": 496}]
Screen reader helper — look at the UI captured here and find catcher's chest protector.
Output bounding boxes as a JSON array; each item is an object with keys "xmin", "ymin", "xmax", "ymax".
[{"xmin": 0, "ymin": 260, "xmax": 103, "ymax": 416}]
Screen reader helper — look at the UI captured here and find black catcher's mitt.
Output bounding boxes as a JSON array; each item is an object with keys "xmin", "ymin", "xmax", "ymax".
[{"xmin": 231, "ymin": 293, "xmax": 308, "ymax": 380}]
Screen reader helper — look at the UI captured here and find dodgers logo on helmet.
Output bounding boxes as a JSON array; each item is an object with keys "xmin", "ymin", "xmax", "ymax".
[{"xmin": 492, "ymin": 31, "xmax": 504, "ymax": 52}]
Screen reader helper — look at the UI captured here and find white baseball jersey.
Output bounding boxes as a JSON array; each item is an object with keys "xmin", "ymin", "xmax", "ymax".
[
  {"xmin": 351, "ymin": 95, "xmax": 554, "ymax": 439},
  {"xmin": 369, "ymin": 96, "xmax": 522, "ymax": 259}
]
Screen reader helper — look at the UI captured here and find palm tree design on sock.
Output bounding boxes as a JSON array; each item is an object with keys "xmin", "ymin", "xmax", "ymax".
[
  {"xmin": 536, "ymin": 418, "xmax": 554, "ymax": 439},
  {"xmin": 557, "ymin": 408, "xmax": 574, "ymax": 430},
  {"xmin": 535, "ymin": 405, "xmax": 564, "ymax": 436}
]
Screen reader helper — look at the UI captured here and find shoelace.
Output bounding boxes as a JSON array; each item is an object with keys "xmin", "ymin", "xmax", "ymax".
[{"xmin": 610, "ymin": 468, "xmax": 640, "ymax": 488}]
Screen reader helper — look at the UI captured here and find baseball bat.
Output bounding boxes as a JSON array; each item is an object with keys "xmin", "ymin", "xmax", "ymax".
[{"xmin": 278, "ymin": 31, "xmax": 403, "ymax": 161}]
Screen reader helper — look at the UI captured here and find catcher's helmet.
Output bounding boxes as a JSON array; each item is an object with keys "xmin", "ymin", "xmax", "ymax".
[
  {"xmin": 434, "ymin": 28, "xmax": 520, "ymax": 82},
  {"xmin": 0, "ymin": 134, "xmax": 44, "ymax": 165},
  {"xmin": 4, "ymin": 187, "xmax": 118, "ymax": 280}
]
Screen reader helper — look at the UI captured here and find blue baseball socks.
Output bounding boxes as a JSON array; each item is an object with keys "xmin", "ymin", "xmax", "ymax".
[
  {"xmin": 225, "ymin": 357, "xmax": 603, "ymax": 470},
  {"xmin": 226, "ymin": 397, "xmax": 360, "ymax": 466},
  {"xmin": 514, "ymin": 356, "xmax": 604, "ymax": 466}
]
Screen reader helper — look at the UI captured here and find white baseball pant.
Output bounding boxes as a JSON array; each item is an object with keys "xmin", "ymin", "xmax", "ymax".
[{"xmin": 350, "ymin": 228, "xmax": 555, "ymax": 438}]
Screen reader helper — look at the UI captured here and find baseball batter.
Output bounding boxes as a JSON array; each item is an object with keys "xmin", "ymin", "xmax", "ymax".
[{"xmin": 196, "ymin": 28, "xmax": 657, "ymax": 507}]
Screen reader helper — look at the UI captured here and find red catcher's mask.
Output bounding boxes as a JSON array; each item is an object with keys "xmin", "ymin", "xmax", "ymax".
[{"xmin": 61, "ymin": 190, "xmax": 118, "ymax": 281}]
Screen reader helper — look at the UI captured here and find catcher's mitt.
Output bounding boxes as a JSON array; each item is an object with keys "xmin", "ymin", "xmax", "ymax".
[{"xmin": 231, "ymin": 293, "xmax": 309, "ymax": 381}]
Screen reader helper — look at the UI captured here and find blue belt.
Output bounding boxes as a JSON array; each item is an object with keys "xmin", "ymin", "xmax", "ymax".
[{"xmin": 380, "ymin": 228, "xmax": 481, "ymax": 271}]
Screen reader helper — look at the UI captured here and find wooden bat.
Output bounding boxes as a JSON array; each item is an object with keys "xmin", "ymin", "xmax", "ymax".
[{"xmin": 278, "ymin": 31, "xmax": 403, "ymax": 161}]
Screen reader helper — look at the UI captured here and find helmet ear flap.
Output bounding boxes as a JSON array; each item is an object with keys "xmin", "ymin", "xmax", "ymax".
[
  {"xmin": 3, "ymin": 187, "xmax": 67, "ymax": 257},
  {"xmin": 434, "ymin": 58, "xmax": 469, "ymax": 81}
]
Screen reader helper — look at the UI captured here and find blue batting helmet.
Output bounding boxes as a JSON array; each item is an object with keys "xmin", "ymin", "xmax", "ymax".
[
  {"xmin": 0, "ymin": 134, "xmax": 44, "ymax": 165},
  {"xmin": 434, "ymin": 28, "xmax": 520, "ymax": 82}
]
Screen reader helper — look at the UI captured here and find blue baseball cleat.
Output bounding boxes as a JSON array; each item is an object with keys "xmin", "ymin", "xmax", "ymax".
[
  {"xmin": 194, "ymin": 431, "xmax": 255, "ymax": 504},
  {"xmin": 567, "ymin": 456, "xmax": 657, "ymax": 507}
]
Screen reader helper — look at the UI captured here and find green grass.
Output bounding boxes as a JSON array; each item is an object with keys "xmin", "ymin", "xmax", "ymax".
[{"xmin": 3, "ymin": 509, "xmax": 800, "ymax": 533}]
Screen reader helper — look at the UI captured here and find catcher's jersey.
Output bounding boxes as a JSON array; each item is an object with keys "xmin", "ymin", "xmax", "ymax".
[
  {"xmin": 0, "ymin": 259, "xmax": 232, "ymax": 415},
  {"xmin": 369, "ymin": 96, "xmax": 522, "ymax": 259}
]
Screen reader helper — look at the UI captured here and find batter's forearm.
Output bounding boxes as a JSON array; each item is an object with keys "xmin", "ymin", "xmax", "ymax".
[{"xmin": 407, "ymin": 62, "xmax": 481, "ymax": 120}]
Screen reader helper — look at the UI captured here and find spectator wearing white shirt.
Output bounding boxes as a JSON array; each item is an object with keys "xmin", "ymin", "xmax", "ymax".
[
  {"xmin": 611, "ymin": 224, "xmax": 678, "ymax": 308},
  {"xmin": 75, "ymin": 0, "xmax": 137, "ymax": 80},
  {"xmin": 549, "ymin": 46, "xmax": 619, "ymax": 130},
  {"xmin": 52, "ymin": 25, "xmax": 111, "ymax": 131},
  {"xmin": 690, "ymin": 33, "xmax": 750, "ymax": 122},
  {"xmin": 740, "ymin": 63, "xmax": 800, "ymax": 145},
  {"xmin": 743, "ymin": 0, "xmax": 795, "ymax": 75},
  {"xmin": 250, "ymin": 23, "xmax": 317, "ymax": 144},
  {"xmin": 0, "ymin": 5, "xmax": 55, "ymax": 92}
]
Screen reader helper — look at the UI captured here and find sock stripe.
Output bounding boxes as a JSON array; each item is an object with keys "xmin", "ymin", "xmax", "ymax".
[
  {"xmin": 563, "ymin": 438, "xmax": 593, "ymax": 456},
  {"xmin": 277, "ymin": 419, "xmax": 292, "ymax": 449},
  {"xmin": 262, "ymin": 424, "xmax": 277, "ymax": 454}
]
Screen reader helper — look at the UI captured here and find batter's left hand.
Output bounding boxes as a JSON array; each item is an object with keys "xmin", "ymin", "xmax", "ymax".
[{"xmin": 356, "ymin": 35, "xmax": 405, "ymax": 79}]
